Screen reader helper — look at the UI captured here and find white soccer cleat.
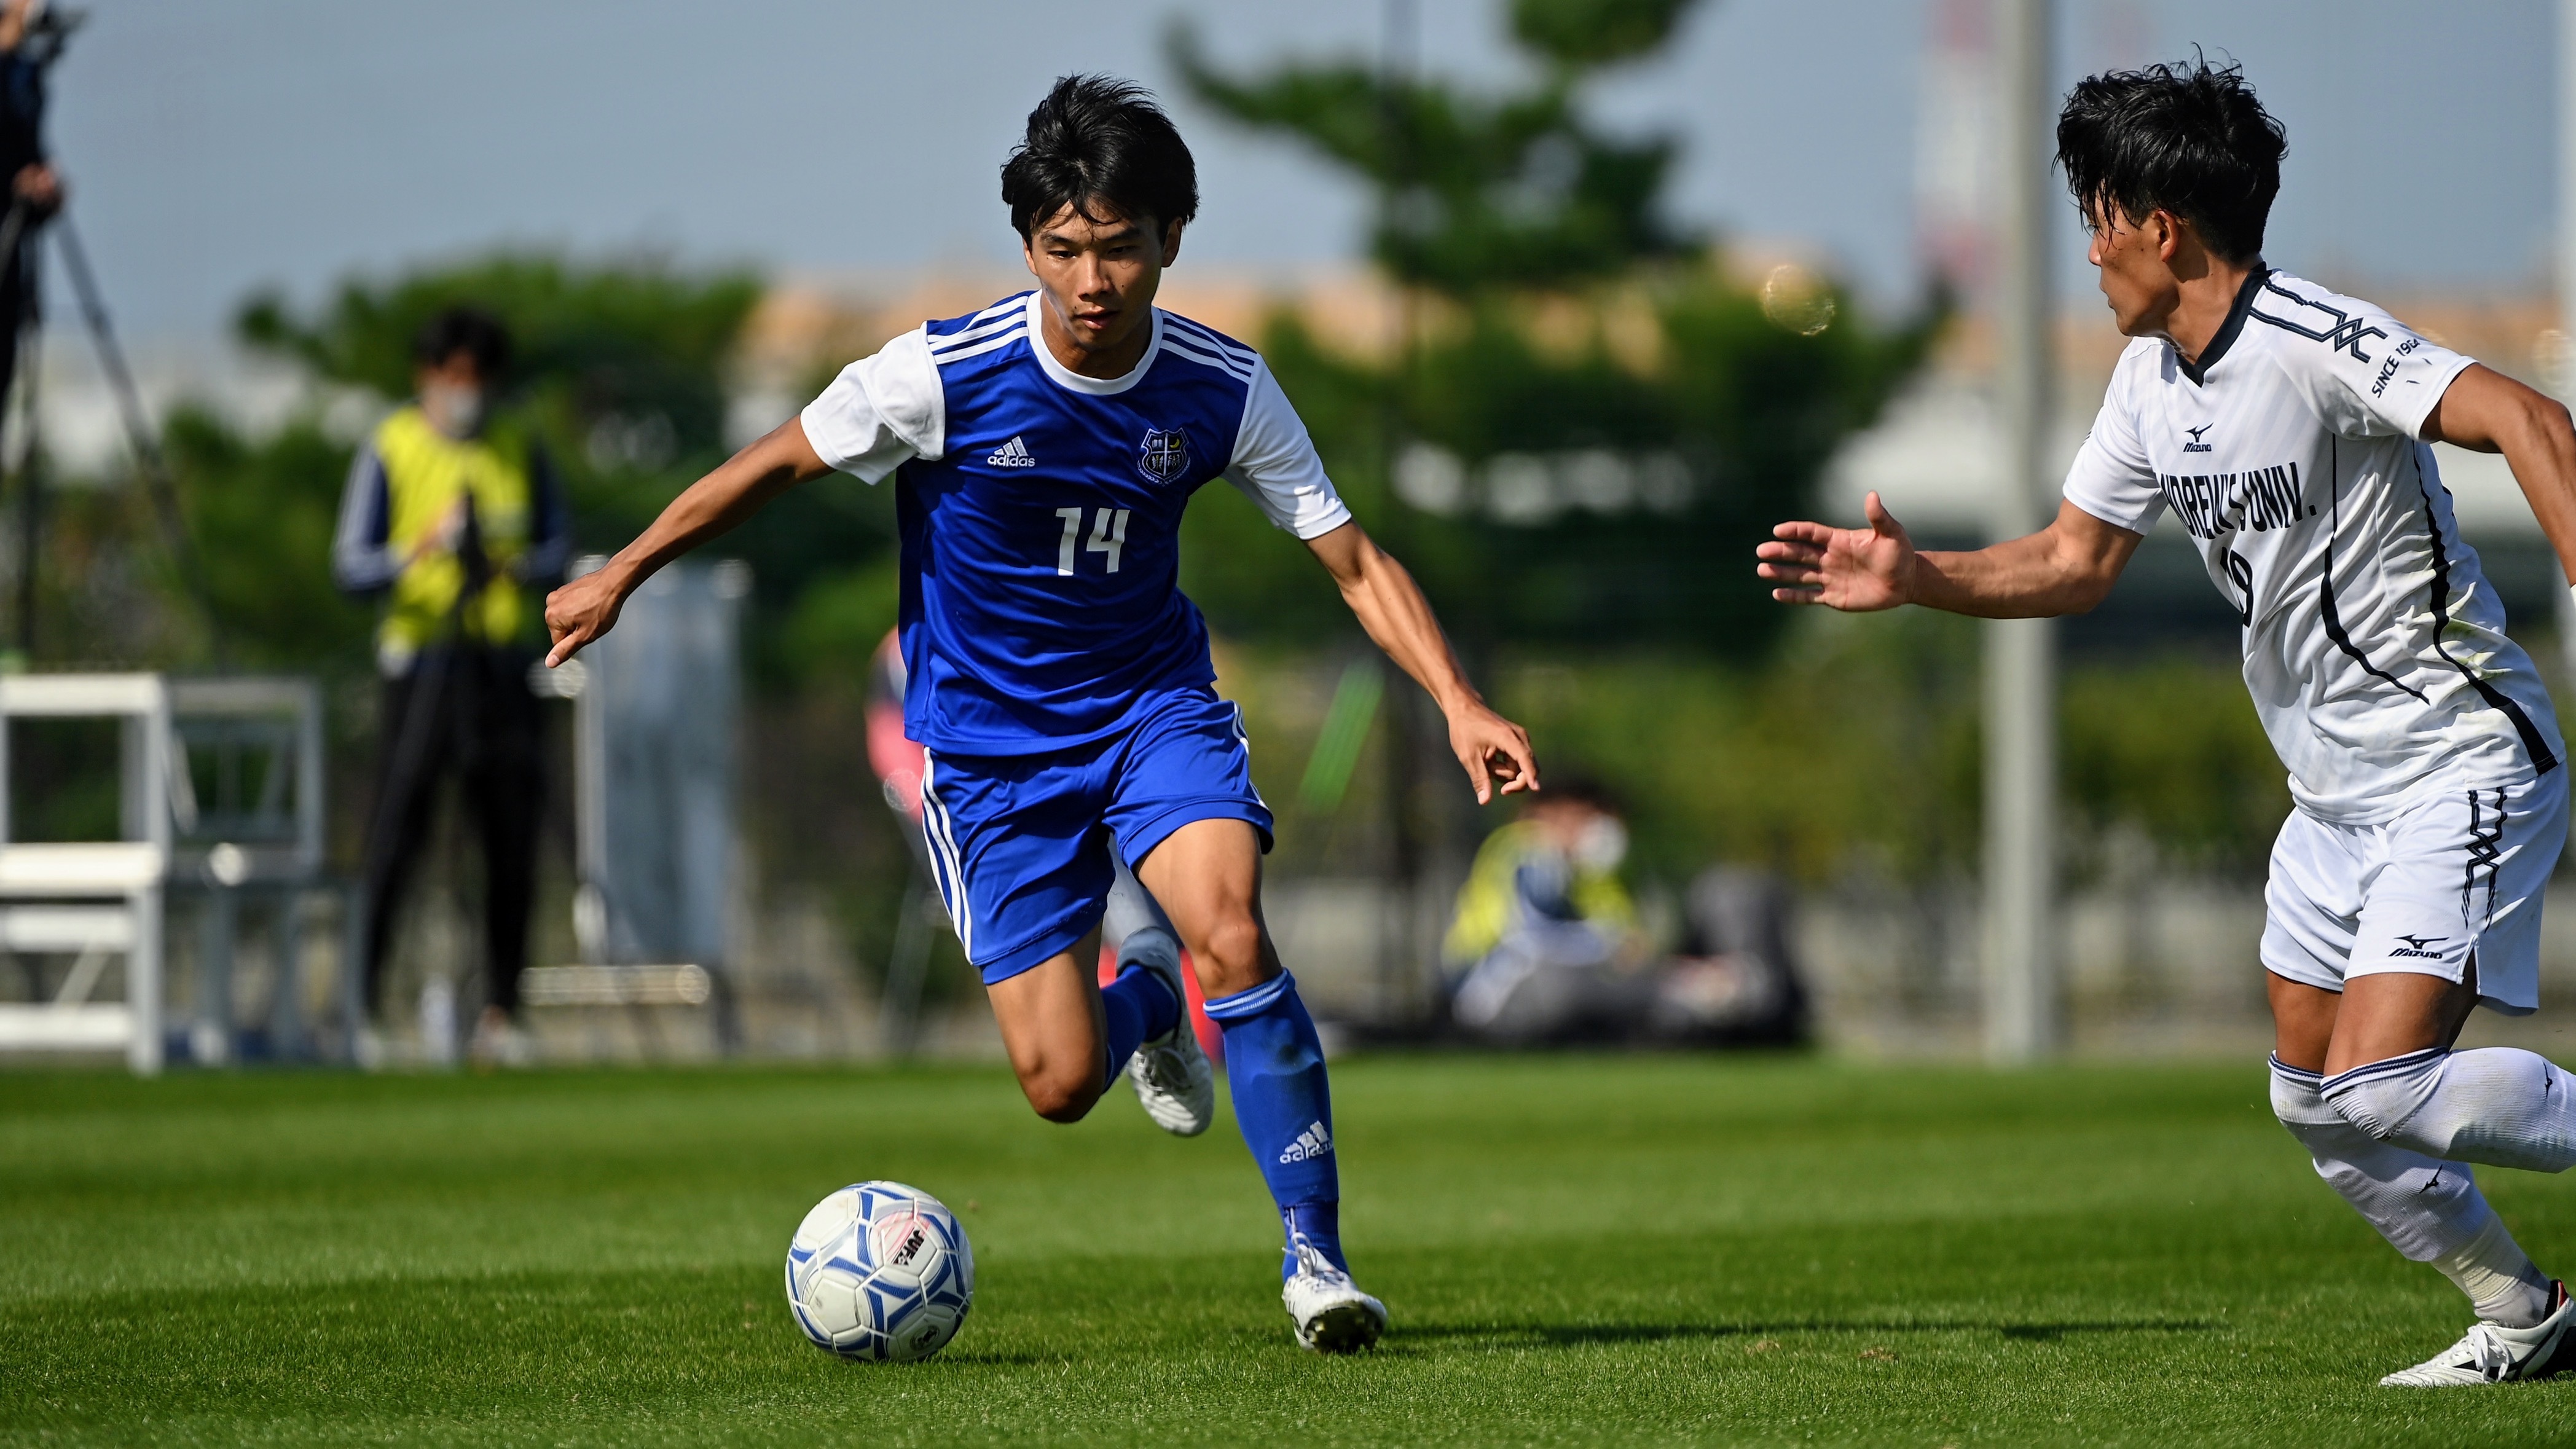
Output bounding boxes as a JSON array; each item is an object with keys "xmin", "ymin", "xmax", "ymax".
[
  {"xmin": 1282, "ymin": 1234, "xmax": 1386, "ymax": 1353},
  {"xmin": 1119, "ymin": 927, "xmax": 1213, "ymax": 1136},
  {"xmin": 2381, "ymin": 1281, "xmax": 2576, "ymax": 1386}
]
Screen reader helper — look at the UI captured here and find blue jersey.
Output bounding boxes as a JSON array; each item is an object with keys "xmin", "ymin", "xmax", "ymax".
[{"xmin": 799, "ymin": 291, "xmax": 1351, "ymax": 756}]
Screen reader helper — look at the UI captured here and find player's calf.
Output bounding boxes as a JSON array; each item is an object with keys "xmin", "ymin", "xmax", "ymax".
[{"xmin": 2271, "ymin": 1055, "xmax": 2553, "ymax": 1329}]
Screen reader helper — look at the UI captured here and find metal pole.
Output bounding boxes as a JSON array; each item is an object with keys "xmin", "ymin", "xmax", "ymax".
[
  {"xmin": 1984, "ymin": 0, "xmax": 2057, "ymax": 1063},
  {"xmin": 2556, "ymin": 0, "xmax": 2576, "ymax": 668},
  {"xmin": 1378, "ymin": 0, "xmax": 1434, "ymax": 1019}
]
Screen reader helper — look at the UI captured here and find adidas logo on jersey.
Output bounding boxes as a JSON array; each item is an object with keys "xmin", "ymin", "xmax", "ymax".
[
  {"xmin": 987, "ymin": 435, "xmax": 1036, "ymax": 468},
  {"xmin": 1279, "ymin": 1120, "xmax": 1333, "ymax": 1164}
]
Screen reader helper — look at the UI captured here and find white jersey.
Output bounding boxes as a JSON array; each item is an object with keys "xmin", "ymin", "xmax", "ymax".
[{"xmin": 2062, "ymin": 268, "xmax": 2563, "ymax": 823}]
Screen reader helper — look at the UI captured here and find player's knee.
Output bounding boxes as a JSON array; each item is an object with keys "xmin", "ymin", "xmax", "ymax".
[
  {"xmin": 1016, "ymin": 1061, "xmax": 1104, "ymax": 1123},
  {"xmin": 2320, "ymin": 1051, "xmax": 2447, "ymax": 1147},
  {"xmin": 1189, "ymin": 910, "xmax": 1266, "ymax": 993},
  {"xmin": 2269, "ymin": 1059, "xmax": 2334, "ymax": 1134},
  {"xmin": 1022, "ymin": 1075, "xmax": 1100, "ymax": 1124}
]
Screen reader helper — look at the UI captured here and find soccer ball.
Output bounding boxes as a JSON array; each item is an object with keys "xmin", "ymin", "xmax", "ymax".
[{"xmin": 783, "ymin": 1180, "xmax": 975, "ymax": 1361}]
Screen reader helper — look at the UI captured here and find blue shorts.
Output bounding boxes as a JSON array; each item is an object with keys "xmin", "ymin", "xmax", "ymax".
[{"xmin": 916, "ymin": 688, "xmax": 1273, "ymax": 983}]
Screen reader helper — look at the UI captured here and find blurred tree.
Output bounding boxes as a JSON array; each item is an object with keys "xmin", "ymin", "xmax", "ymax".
[
  {"xmin": 163, "ymin": 409, "xmax": 372, "ymax": 670},
  {"xmin": 1482, "ymin": 620, "xmax": 2283, "ymax": 888},
  {"xmin": 238, "ymin": 253, "xmax": 758, "ymax": 548},
  {"xmin": 1172, "ymin": 0, "xmax": 1939, "ymax": 658},
  {"xmin": 219, "ymin": 252, "xmax": 922, "ymax": 980},
  {"xmin": 234, "ymin": 253, "xmax": 900, "ymax": 686}
]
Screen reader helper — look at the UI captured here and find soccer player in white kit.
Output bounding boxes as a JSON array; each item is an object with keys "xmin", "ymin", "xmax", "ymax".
[{"xmin": 1760, "ymin": 59, "xmax": 2576, "ymax": 1386}]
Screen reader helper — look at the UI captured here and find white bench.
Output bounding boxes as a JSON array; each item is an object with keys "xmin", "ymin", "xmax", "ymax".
[{"xmin": 0, "ymin": 675, "xmax": 170, "ymax": 1074}]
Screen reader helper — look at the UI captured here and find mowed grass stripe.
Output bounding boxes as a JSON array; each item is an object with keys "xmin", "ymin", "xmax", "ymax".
[{"xmin": 4, "ymin": 1058, "xmax": 2574, "ymax": 1445}]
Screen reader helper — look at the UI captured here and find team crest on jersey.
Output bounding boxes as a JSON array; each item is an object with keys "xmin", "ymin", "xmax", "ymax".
[{"xmin": 1137, "ymin": 427, "xmax": 1190, "ymax": 485}]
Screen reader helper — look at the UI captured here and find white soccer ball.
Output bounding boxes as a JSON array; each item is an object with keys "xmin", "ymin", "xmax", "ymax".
[{"xmin": 783, "ymin": 1180, "xmax": 975, "ymax": 1362}]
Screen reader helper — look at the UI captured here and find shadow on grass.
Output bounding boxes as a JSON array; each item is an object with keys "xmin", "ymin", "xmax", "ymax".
[{"xmin": 1394, "ymin": 1318, "xmax": 2220, "ymax": 1351}]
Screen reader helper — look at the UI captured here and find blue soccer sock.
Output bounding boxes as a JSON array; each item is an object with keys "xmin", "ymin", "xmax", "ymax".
[
  {"xmin": 1201, "ymin": 970, "xmax": 1345, "ymax": 1279},
  {"xmin": 1099, "ymin": 965, "xmax": 1182, "ymax": 1080}
]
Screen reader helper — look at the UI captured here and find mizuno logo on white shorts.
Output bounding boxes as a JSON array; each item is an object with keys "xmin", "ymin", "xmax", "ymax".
[{"xmin": 1279, "ymin": 1120, "xmax": 1333, "ymax": 1164}]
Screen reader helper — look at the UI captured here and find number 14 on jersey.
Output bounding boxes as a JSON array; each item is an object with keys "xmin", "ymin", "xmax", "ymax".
[{"xmin": 1055, "ymin": 506, "xmax": 1130, "ymax": 576}]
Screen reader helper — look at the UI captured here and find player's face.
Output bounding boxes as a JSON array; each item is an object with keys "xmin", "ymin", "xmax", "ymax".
[
  {"xmin": 1023, "ymin": 202, "xmax": 1185, "ymax": 372},
  {"xmin": 2084, "ymin": 202, "xmax": 2181, "ymax": 340}
]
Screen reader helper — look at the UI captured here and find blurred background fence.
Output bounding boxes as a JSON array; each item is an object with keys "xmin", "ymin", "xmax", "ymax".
[{"xmin": 4, "ymin": 0, "xmax": 2575, "ymax": 1063}]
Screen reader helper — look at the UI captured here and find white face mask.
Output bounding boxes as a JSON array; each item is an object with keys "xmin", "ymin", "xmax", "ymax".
[
  {"xmin": 1573, "ymin": 815, "xmax": 1628, "ymax": 873},
  {"xmin": 422, "ymin": 380, "xmax": 485, "ymax": 439}
]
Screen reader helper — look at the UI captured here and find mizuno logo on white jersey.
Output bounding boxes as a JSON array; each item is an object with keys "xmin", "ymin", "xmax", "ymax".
[
  {"xmin": 1279, "ymin": 1121, "xmax": 1333, "ymax": 1164},
  {"xmin": 988, "ymin": 436, "xmax": 1036, "ymax": 468}
]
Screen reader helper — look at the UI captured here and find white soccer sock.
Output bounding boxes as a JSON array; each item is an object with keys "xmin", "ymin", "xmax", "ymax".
[
  {"xmin": 2433, "ymin": 1212, "xmax": 2555, "ymax": 1330},
  {"xmin": 2322, "ymin": 1046, "xmax": 2576, "ymax": 1174},
  {"xmin": 1102, "ymin": 854, "xmax": 1177, "ymax": 952},
  {"xmin": 2272, "ymin": 1056, "xmax": 2550, "ymax": 1325}
]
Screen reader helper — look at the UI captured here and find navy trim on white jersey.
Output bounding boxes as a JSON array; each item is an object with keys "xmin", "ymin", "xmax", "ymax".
[
  {"xmin": 2060, "ymin": 269, "xmax": 2560, "ymax": 822},
  {"xmin": 2175, "ymin": 268, "xmax": 2266, "ymax": 385},
  {"xmin": 2407, "ymin": 447, "xmax": 2561, "ymax": 774}
]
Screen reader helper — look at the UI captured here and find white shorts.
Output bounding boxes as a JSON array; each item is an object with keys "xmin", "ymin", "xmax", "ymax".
[{"xmin": 2261, "ymin": 769, "xmax": 2568, "ymax": 1015}]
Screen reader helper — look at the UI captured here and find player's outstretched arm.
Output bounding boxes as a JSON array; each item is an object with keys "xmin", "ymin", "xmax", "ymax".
[
  {"xmin": 1756, "ymin": 490, "xmax": 2142, "ymax": 619},
  {"xmin": 543, "ymin": 418, "xmax": 833, "ymax": 666},
  {"xmin": 2421, "ymin": 364, "xmax": 2576, "ymax": 590},
  {"xmin": 1305, "ymin": 521, "xmax": 1539, "ymax": 804}
]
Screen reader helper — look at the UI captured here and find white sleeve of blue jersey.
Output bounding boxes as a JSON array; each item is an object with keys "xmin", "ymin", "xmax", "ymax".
[
  {"xmin": 2060, "ymin": 349, "xmax": 2165, "ymax": 535},
  {"xmin": 798, "ymin": 328, "xmax": 946, "ymax": 481},
  {"xmin": 1223, "ymin": 358, "xmax": 1354, "ymax": 540}
]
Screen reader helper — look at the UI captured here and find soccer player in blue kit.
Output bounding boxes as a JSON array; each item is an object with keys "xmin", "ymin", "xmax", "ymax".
[{"xmin": 542, "ymin": 76, "xmax": 1539, "ymax": 1353}]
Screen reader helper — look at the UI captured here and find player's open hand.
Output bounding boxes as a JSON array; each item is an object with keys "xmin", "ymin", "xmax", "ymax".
[
  {"xmin": 543, "ymin": 568, "xmax": 627, "ymax": 668},
  {"xmin": 1448, "ymin": 702, "xmax": 1540, "ymax": 805},
  {"xmin": 1756, "ymin": 491, "xmax": 1917, "ymax": 611}
]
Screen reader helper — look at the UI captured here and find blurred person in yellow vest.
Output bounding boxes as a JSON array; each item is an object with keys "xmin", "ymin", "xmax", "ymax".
[
  {"xmin": 333, "ymin": 306, "xmax": 569, "ymax": 1064},
  {"xmin": 1441, "ymin": 773, "xmax": 1807, "ymax": 1046}
]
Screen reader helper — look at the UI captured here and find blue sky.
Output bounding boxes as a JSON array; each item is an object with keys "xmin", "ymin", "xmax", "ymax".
[{"xmin": 41, "ymin": 0, "xmax": 2562, "ymax": 340}]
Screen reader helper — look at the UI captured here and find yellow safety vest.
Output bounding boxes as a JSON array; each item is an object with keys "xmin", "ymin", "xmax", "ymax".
[
  {"xmin": 1441, "ymin": 820, "xmax": 1639, "ymax": 966},
  {"xmin": 372, "ymin": 405, "xmax": 539, "ymax": 665}
]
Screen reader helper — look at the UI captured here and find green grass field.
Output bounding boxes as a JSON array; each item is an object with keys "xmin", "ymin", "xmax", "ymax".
[{"xmin": 6, "ymin": 1054, "xmax": 2576, "ymax": 1446}]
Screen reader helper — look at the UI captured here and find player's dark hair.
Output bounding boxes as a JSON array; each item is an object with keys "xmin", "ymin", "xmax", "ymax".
[
  {"xmin": 1002, "ymin": 74, "xmax": 1200, "ymax": 242},
  {"xmin": 2056, "ymin": 55, "xmax": 2286, "ymax": 262},
  {"xmin": 412, "ymin": 305, "xmax": 512, "ymax": 379}
]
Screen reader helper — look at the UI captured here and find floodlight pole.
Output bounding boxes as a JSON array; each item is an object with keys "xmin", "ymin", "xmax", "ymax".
[{"xmin": 1984, "ymin": 0, "xmax": 2057, "ymax": 1064}]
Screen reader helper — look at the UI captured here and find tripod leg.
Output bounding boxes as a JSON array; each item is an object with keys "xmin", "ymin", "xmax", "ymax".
[{"xmin": 52, "ymin": 214, "xmax": 215, "ymax": 643}]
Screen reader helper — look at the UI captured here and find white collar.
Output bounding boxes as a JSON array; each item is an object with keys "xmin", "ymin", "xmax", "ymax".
[{"xmin": 1023, "ymin": 291, "xmax": 1163, "ymax": 396}]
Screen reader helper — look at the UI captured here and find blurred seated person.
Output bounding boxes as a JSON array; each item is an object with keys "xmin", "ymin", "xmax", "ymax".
[
  {"xmin": 1441, "ymin": 776, "xmax": 1649, "ymax": 1043},
  {"xmin": 1664, "ymin": 866, "xmax": 1808, "ymax": 1046},
  {"xmin": 1440, "ymin": 777, "xmax": 1808, "ymax": 1046}
]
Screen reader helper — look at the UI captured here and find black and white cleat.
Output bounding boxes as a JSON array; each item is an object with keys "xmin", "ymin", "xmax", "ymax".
[{"xmin": 2381, "ymin": 1281, "xmax": 2576, "ymax": 1386}]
